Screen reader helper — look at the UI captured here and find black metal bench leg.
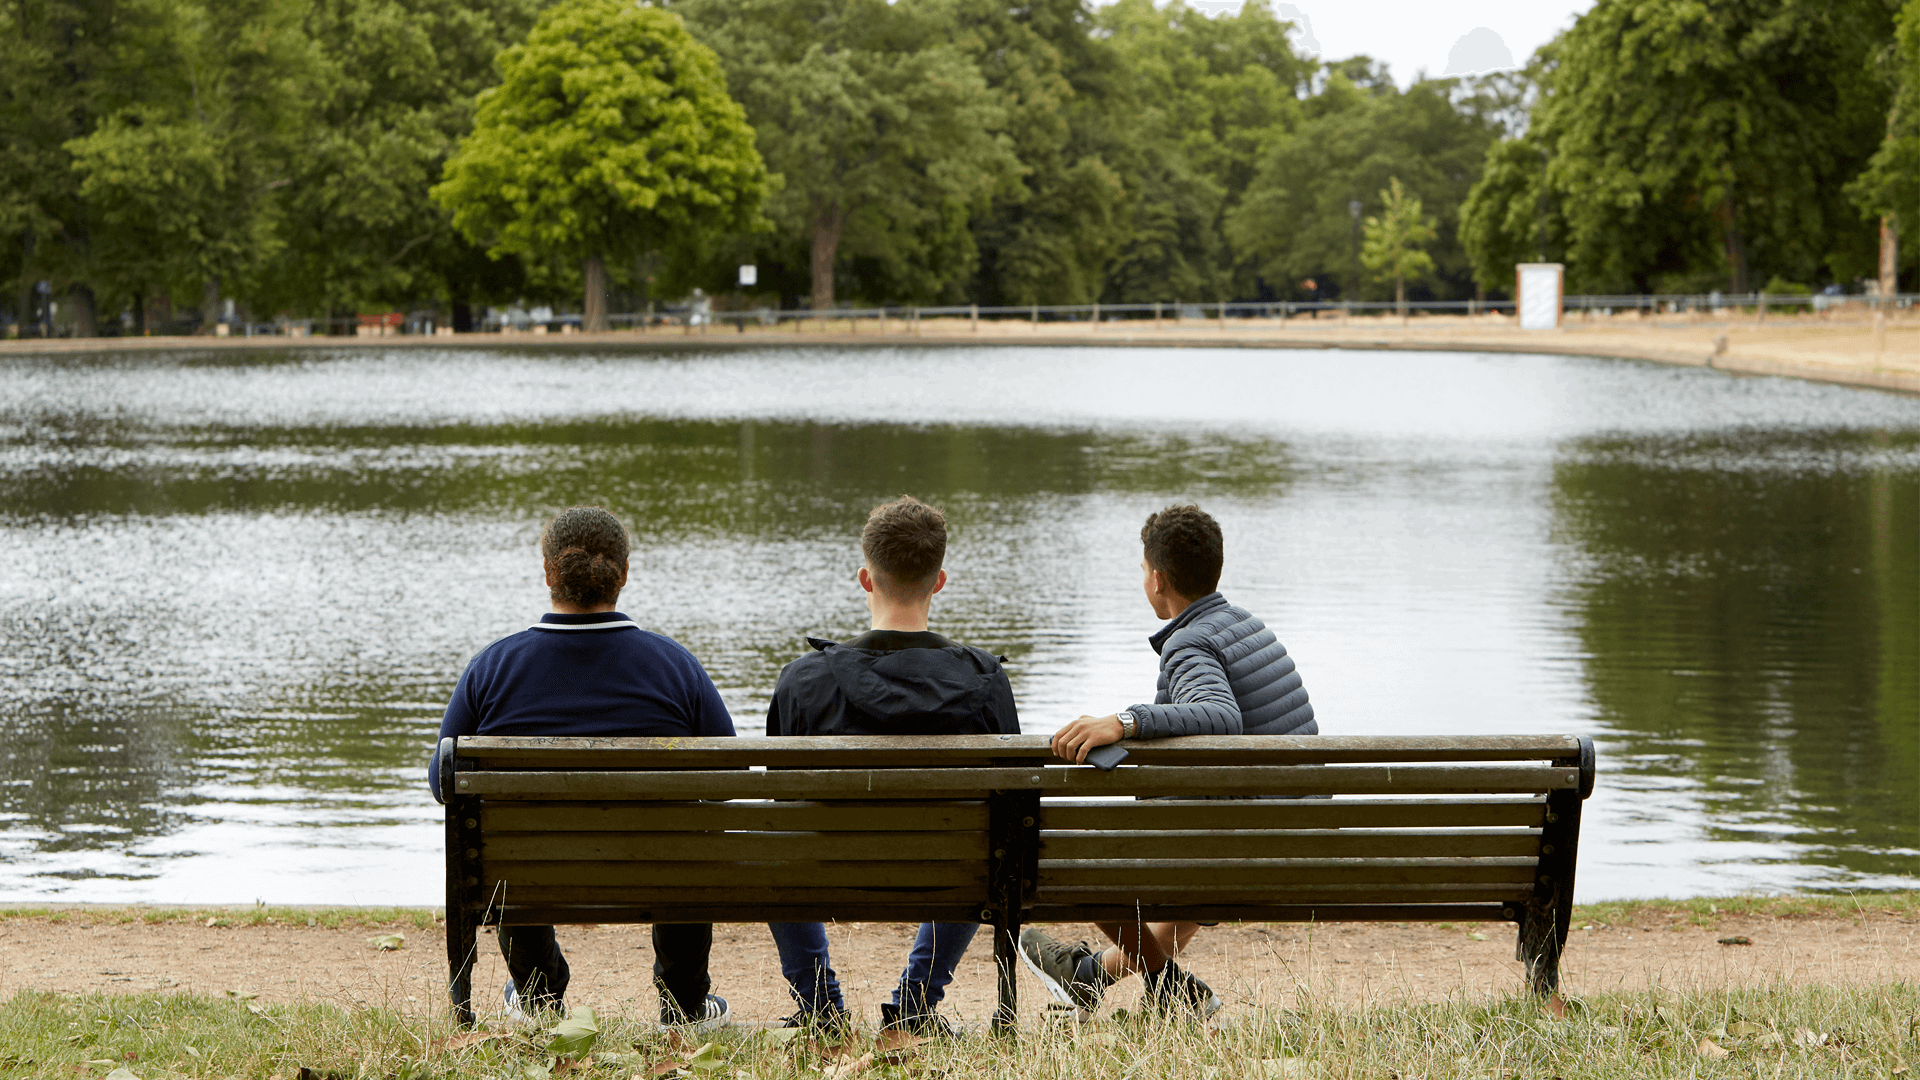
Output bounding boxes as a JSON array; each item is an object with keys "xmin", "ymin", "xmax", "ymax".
[
  {"xmin": 1516, "ymin": 907, "xmax": 1562, "ymax": 995},
  {"xmin": 993, "ymin": 917, "xmax": 1019, "ymax": 1037},
  {"xmin": 447, "ymin": 901, "xmax": 476, "ymax": 1026}
]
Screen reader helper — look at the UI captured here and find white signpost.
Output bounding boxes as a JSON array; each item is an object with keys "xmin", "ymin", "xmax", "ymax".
[
  {"xmin": 1515, "ymin": 263, "xmax": 1563, "ymax": 330},
  {"xmin": 738, "ymin": 264, "xmax": 757, "ymax": 288}
]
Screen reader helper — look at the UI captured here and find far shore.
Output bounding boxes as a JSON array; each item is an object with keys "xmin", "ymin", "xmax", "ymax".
[{"xmin": 4, "ymin": 311, "xmax": 1917, "ymax": 396}]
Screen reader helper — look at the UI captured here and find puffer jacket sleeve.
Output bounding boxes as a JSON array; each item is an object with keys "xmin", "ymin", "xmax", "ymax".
[{"xmin": 1128, "ymin": 638, "xmax": 1242, "ymax": 738}]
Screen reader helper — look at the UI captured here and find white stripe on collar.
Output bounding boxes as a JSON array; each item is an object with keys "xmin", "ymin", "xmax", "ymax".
[{"xmin": 528, "ymin": 620, "xmax": 642, "ymax": 632}]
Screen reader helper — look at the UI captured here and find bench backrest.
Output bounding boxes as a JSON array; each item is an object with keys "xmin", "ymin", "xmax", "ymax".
[{"xmin": 440, "ymin": 734, "xmax": 1594, "ymax": 930}]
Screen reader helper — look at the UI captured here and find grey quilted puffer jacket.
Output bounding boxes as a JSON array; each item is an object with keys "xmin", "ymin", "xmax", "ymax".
[{"xmin": 1128, "ymin": 592, "xmax": 1316, "ymax": 738}]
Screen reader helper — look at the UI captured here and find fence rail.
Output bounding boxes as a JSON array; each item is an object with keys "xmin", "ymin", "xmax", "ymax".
[{"xmin": 31, "ymin": 292, "xmax": 1916, "ymax": 340}]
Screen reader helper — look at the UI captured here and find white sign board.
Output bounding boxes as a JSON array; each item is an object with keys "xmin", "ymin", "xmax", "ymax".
[
  {"xmin": 738, "ymin": 264, "xmax": 757, "ymax": 287},
  {"xmin": 1516, "ymin": 263, "xmax": 1563, "ymax": 330}
]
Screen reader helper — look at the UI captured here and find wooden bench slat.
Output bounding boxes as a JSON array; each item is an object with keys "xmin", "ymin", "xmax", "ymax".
[
  {"xmin": 481, "ymin": 801, "xmax": 988, "ymax": 833},
  {"xmin": 494, "ymin": 904, "xmax": 993, "ymax": 925},
  {"xmin": 1037, "ymin": 858, "xmax": 1539, "ymax": 887},
  {"xmin": 1038, "ymin": 797, "xmax": 1545, "ymax": 830},
  {"xmin": 455, "ymin": 764, "xmax": 1577, "ymax": 800},
  {"xmin": 1034, "ymin": 883, "xmax": 1533, "ymax": 905},
  {"xmin": 1039, "ymin": 829, "xmax": 1540, "ymax": 860},
  {"xmin": 1026, "ymin": 904, "xmax": 1515, "ymax": 923},
  {"xmin": 486, "ymin": 860, "xmax": 985, "ymax": 889},
  {"xmin": 483, "ymin": 886, "xmax": 983, "ymax": 907},
  {"xmin": 484, "ymin": 831, "xmax": 988, "ymax": 862},
  {"xmin": 455, "ymin": 734, "xmax": 1586, "ymax": 768}
]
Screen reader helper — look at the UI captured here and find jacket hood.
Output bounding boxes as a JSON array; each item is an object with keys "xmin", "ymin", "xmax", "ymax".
[{"xmin": 816, "ymin": 640, "xmax": 1004, "ymax": 732}]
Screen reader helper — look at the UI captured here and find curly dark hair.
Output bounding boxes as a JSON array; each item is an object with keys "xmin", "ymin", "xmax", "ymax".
[
  {"xmin": 1140, "ymin": 503, "xmax": 1222, "ymax": 599},
  {"xmin": 541, "ymin": 506, "xmax": 630, "ymax": 608},
  {"xmin": 861, "ymin": 495, "xmax": 946, "ymax": 595}
]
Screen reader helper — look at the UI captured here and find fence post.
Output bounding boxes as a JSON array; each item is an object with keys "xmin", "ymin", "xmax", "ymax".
[
  {"xmin": 971, "ymin": 303, "xmax": 979, "ymax": 333},
  {"xmin": 1342, "ymin": 300, "xmax": 1350, "ymax": 327},
  {"xmin": 914, "ymin": 307, "xmax": 921, "ymax": 337},
  {"xmin": 849, "ymin": 308, "xmax": 856, "ymax": 335},
  {"xmin": 1154, "ymin": 301, "xmax": 1162, "ymax": 330},
  {"xmin": 1092, "ymin": 300, "xmax": 1099, "ymax": 332},
  {"xmin": 1031, "ymin": 302, "xmax": 1038, "ymax": 329},
  {"xmin": 1217, "ymin": 300, "xmax": 1226, "ymax": 330}
]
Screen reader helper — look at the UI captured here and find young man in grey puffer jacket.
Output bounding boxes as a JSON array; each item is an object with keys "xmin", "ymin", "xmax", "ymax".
[{"xmin": 1023, "ymin": 503, "xmax": 1315, "ymax": 1020}]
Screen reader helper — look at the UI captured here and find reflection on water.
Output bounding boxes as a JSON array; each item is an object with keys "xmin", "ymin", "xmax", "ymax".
[{"xmin": 0, "ymin": 345, "xmax": 1914, "ymax": 901}]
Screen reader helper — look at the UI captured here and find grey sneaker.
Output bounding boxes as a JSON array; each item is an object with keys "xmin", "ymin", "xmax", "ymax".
[
  {"xmin": 1142, "ymin": 962, "xmax": 1222, "ymax": 1020},
  {"xmin": 1018, "ymin": 928, "xmax": 1107, "ymax": 1012},
  {"xmin": 661, "ymin": 993, "xmax": 731, "ymax": 1034}
]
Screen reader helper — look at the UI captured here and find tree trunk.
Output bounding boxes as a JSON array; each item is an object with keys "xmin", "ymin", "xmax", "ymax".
[
  {"xmin": 1395, "ymin": 275, "xmax": 1405, "ymax": 318},
  {"xmin": 202, "ymin": 275, "xmax": 222, "ymax": 333},
  {"xmin": 583, "ymin": 255, "xmax": 608, "ymax": 333},
  {"xmin": 1880, "ymin": 216, "xmax": 1899, "ymax": 299},
  {"xmin": 1721, "ymin": 196, "xmax": 1748, "ymax": 294},
  {"xmin": 810, "ymin": 201, "xmax": 844, "ymax": 311},
  {"xmin": 132, "ymin": 291, "xmax": 146, "ymax": 335},
  {"xmin": 69, "ymin": 283, "xmax": 96, "ymax": 337}
]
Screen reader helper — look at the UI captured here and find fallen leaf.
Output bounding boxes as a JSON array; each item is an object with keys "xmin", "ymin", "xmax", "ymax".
[
  {"xmin": 184, "ymin": 1045, "xmax": 201, "ymax": 1057},
  {"xmin": 246, "ymin": 1004, "xmax": 267, "ymax": 1017},
  {"xmin": 368, "ymin": 933, "xmax": 405, "ymax": 952},
  {"xmin": 226, "ymin": 989, "xmax": 258, "ymax": 1001},
  {"xmin": 1717, "ymin": 936, "xmax": 1752, "ymax": 946},
  {"xmin": 549, "ymin": 1007, "xmax": 600, "ymax": 1058},
  {"xmin": 524, "ymin": 1065, "xmax": 551, "ymax": 1080},
  {"xmin": 103, "ymin": 1070, "xmax": 142, "ymax": 1080},
  {"xmin": 1726, "ymin": 1021, "xmax": 1765, "ymax": 1037},
  {"xmin": 821, "ymin": 1051, "xmax": 874, "ymax": 1079},
  {"xmin": 1754, "ymin": 1033, "xmax": 1784, "ymax": 1049},
  {"xmin": 429, "ymin": 1031, "xmax": 506, "ymax": 1054},
  {"xmin": 873, "ymin": 1029, "xmax": 925, "ymax": 1055},
  {"xmin": 1697, "ymin": 1038, "xmax": 1730, "ymax": 1060},
  {"xmin": 1467, "ymin": 932, "xmax": 1487, "ymax": 941},
  {"xmin": 1791, "ymin": 1028, "xmax": 1828, "ymax": 1049},
  {"xmin": 205, "ymin": 917, "xmax": 219, "ymax": 928},
  {"xmin": 1542, "ymin": 995, "xmax": 1568, "ymax": 1019}
]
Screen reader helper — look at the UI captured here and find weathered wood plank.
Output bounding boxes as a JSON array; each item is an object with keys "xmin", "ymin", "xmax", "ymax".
[
  {"xmin": 455, "ymin": 734, "xmax": 1585, "ymax": 768},
  {"xmin": 481, "ymin": 801, "xmax": 988, "ymax": 833},
  {"xmin": 1034, "ymin": 883, "xmax": 1533, "ymax": 906},
  {"xmin": 483, "ymin": 831, "xmax": 987, "ymax": 862},
  {"xmin": 455, "ymin": 764, "xmax": 1577, "ymax": 800},
  {"xmin": 1038, "ymin": 798, "xmax": 1545, "ymax": 831},
  {"xmin": 1036, "ymin": 858, "xmax": 1539, "ymax": 887},
  {"xmin": 1025, "ymin": 904, "xmax": 1513, "ymax": 924},
  {"xmin": 485, "ymin": 886, "xmax": 983, "ymax": 907},
  {"xmin": 1039, "ymin": 829, "xmax": 1540, "ymax": 861},
  {"xmin": 493, "ymin": 904, "xmax": 992, "ymax": 926},
  {"xmin": 486, "ymin": 860, "xmax": 985, "ymax": 889}
]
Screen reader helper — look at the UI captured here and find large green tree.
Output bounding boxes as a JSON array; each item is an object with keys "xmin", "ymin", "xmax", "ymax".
[
  {"xmin": 1462, "ymin": 0, "xmax": 1894, "ymax": 294},
  {"xmin": 434, "ymin": 0, "xmax": 766, "ymax": 331},
  {"xmin": 1846, "ymin": 0, "xmax": 1919, "ymax": 289},
  {"xmin": 1361, "ymin": 177, "xmax": 1436, "ymax": 314},
  {"xmin": 67, "ymin": 0, "xmax": 319, "ymax": 331},
  {"xmin": 1228, "ymin": 62, "xmax": 1511, "ymax": 302},
  {"xmin": 679, "ymin": 0, "xmax": 1019, "ymax": 308}
]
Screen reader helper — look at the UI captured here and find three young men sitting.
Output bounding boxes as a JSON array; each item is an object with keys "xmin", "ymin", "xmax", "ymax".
[{"xmin": 436, "ymin": 498, "xmax": 1309, "ymax": 1030}]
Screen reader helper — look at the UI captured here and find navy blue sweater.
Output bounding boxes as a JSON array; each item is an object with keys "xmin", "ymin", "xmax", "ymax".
[{"xmin": 429, "ymin": 611, "xmax": 734, "ymax": 801}]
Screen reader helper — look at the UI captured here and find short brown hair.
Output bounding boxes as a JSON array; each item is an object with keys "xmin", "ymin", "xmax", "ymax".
[
  {"xmin": 1141, "ymin": 503, "xmax": 1222, "ymax": 599},
  {"xmin": 542, "ymin": 506, "xmax": 629, "ymax": 607},
  {"xmin": 861, "ymin": 495, "xmax": 946, "ymax": 595}
]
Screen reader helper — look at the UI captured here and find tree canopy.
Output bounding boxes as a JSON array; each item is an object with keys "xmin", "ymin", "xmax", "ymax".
[{"xmin": 433, "ymin": 0, "xmax": 767, "ymax": 330}]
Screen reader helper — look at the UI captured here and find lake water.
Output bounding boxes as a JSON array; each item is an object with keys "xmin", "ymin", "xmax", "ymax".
[{"xmin": 0, "ymin": 344, "xmax": 1914, "ymax": 904}]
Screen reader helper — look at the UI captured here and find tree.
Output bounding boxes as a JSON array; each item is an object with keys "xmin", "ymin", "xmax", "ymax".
[
  {"xmin": 67, "ymin": 0, "xmax": 319, "ymax": 332},
  {"xmin": 1463, "ymin": 0, "xmax": 1894, "ymax": 294},
  {"xmin": 1845, "ymin": 0, "xmax": 1919, "ymax": 291},
  {"xmin": 259, "ymin": 0, "xmax": 543, "ymax": 325},
  {"xmin": 1228, "ymin": 65, "xmax": 1507, "ymax": 301},
  {"xmin": 433, "ymin": 0, "xmax": 767, "ymax": 331},
  {"xmin": 679, "ymin": 0, "xmax": 1019, "ymax": 308},
  {"xmin": 1361, "ymin": 177, "xmax": 1435, "ymax": 315}
]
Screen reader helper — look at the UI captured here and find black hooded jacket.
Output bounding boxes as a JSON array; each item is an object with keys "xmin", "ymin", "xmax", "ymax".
[{"xmin": 765, "ymin": 629, "xmax": 1020, "ymax": 736}]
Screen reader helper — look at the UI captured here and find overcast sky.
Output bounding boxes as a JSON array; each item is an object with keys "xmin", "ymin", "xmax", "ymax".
[{"xmin": 1177, "ymin": 0, "xmax": 1597, "ymax": 86}]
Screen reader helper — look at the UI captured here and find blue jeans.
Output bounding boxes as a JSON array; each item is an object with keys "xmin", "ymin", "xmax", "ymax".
[{"xmin": 767, "ymin": 921, "xmax": 978, "ymax": 1015}]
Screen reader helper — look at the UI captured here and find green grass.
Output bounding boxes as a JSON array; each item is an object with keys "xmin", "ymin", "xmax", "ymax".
[{"xmin": 1, "ymin": 983, "xmax": 1914, "ymax": 1079}]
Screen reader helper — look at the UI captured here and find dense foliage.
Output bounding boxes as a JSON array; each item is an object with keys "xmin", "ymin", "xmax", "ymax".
[{"xmin": 0, "ymin": 0, "xmax": 1909, "ymax": 331}]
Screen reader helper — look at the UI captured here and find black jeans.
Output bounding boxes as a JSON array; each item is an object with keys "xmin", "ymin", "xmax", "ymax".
[{"xmin": 499, "ymin": 923, "xmax": 713, "ymax": 1016}]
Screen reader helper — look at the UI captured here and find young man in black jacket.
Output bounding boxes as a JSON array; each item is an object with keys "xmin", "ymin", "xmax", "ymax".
[
  {"xmin": 1023, "ymin": 503, "xmax": 1315, "ymax": 1021},
  {"xmin": 765, "ymin": 496, "xmax": 1019, "ymax": 1035}
]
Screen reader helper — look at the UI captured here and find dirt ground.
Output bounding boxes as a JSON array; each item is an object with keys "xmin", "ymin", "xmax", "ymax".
[{"xmin": 2, "ymin": 908, "xmax": 1913, "ymax": 1027}]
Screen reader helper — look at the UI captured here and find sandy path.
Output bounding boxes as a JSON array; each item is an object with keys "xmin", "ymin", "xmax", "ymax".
[{"xmin": 2, "ymin": 910, "xmax": 1913, "ymax": 1026}]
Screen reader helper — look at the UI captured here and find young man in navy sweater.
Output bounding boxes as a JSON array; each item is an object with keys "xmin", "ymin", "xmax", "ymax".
[
  {"xmin": 430, "ymin": 506, "xmax": 735, "ymax": 1031},
  {"xmin": 764, "ymin": 496, "xmax": 1019, "ymax": 1035}
]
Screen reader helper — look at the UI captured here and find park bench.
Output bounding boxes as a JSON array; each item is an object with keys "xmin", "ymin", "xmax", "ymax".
[{"xmin": 438, "ymin": 733, "xmax": 1595, "ymax": 1030}]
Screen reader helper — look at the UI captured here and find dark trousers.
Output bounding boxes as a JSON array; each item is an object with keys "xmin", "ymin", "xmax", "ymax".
[{"xmin": 500, "ymin": 923, "xmax": 713, "ymax": 1016}]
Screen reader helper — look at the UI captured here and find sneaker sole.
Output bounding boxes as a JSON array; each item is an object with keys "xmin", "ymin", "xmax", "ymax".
[{"xmin": 1019, "ymin": 944, "xmax": 1093, "ymax": 1011}]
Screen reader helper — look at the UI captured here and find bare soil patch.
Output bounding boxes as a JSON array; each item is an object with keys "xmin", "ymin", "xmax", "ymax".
[{"xmin": 2, "ymin": 906, "xmax": 1913, "ymax": 1027}]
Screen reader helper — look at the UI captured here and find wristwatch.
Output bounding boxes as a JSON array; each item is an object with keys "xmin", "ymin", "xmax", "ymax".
[{"xmin": 1116, "ymin": 709, "xmax": 1137, "ymax": 740}]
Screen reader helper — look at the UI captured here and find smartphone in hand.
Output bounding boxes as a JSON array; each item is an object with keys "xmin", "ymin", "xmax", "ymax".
[{"xmin": 1084, "ymin": 743, "xmax": 1129, "ymax": 771}]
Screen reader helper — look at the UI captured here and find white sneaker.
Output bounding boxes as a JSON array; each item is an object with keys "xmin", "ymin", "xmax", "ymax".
[{"xmin": 661, "ymin": 993, "xmax": 731, "ymax": 1035}]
